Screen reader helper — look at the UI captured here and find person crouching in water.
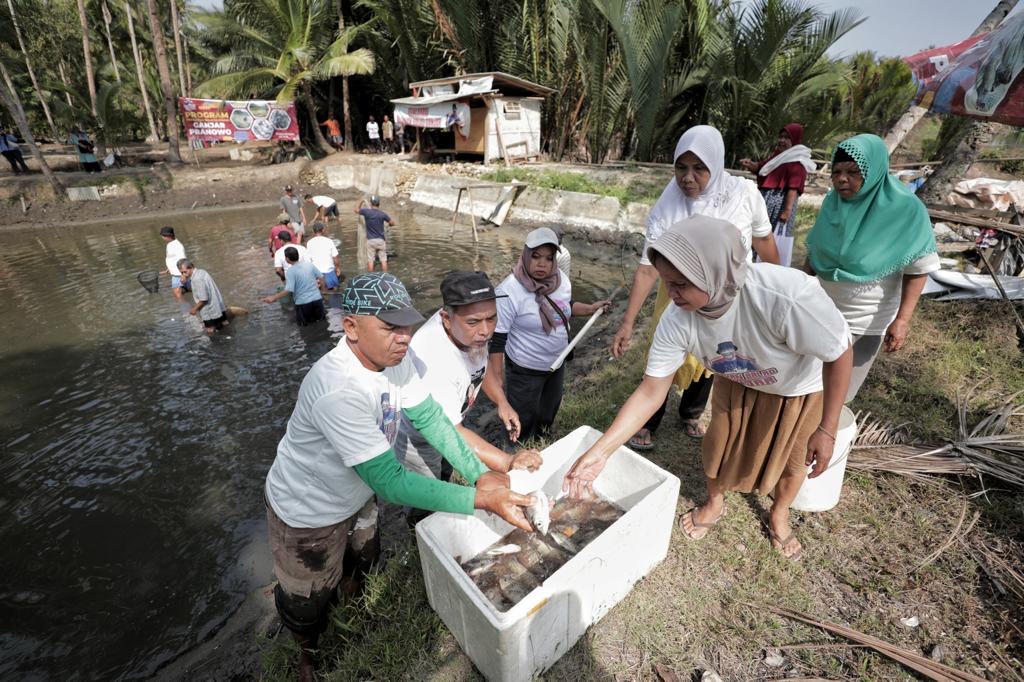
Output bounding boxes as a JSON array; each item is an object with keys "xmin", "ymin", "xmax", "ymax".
[
  {"xmin": 177, "ymin": 258, "xmax": 229, "ymax": 334},
  {"xmin": 563, "ymin": 217, "xmax": 852, "ymax": 560},
  {"xmin": 394, "ymin": 271, "xmax": 543, "ymax": 520},
  {"xmin": 264, "ymin": 272, "xmax": 535, "ymax": 680}
]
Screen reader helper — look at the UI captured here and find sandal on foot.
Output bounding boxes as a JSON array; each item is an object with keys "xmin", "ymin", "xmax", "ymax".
[
  {"xmin": 763, "ymin": 518, "xmax": 803, "ymax": 561},
  {"xmin": 627, "ymin": 428, "xmax": 655, "ymax": 452},
  {"xmin": 678, "ymin": 505, "xmax": 725, "ymax": 540},
  {"xmin": 682, "ymin": 419, "xmax": 705, "ymax": 438}
]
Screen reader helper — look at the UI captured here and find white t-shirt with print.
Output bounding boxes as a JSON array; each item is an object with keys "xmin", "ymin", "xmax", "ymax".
[
  {"xmin": 818, "ymin": 253, "xmax": 940, "ymax": 336},
  {"xmin": 394, "ymin": 311, "xmax": 488, "ymax": 465},
  {"xmin": 366, "ymin": 121, "xmax": 380, "ymax": 139},
  {"xmin": 495, "ymin": 272, "xmax": 572, "ymax": 371},
  {"xmin": 273, "ymin": 243, "xmax": 310, "ymax": 271},
  {"xmin": 639, "ymin": 180, "xmax": 771, "ymax": 266},
  {"xmin": 305, "ymin": 235, "xmax": 339, "ymax": 273},
  {"xmin": 165, "ymin": 239, "xmax": 185, "ymax": 276},
  {"xmin": 265, "ymin": 339, "xmax": 430, "ymax": 528},
  {"xmin": 646, "ymin": 264, "xmax": 851, "ymax": 397}
]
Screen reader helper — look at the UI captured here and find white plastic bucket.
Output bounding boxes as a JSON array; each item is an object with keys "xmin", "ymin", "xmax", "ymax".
[{"xmin": 790, "ymin": 405, "xmax": 858, "ymax": 512}]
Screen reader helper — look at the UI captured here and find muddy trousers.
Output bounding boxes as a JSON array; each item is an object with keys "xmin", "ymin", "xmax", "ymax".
[
  {"xmin": 266, "ymin": 496, "xmax": 379, "ymax": 638},
  {"xmin": 505, "ymin": 359, "xmax": 566, "ymax": 443},
  {"xmin": 643, "ymin": 373, "xmax": 713, "ymax": 434}
]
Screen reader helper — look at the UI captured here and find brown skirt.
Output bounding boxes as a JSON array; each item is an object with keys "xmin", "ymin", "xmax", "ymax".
[{"xmin": 702, "ymin": 377, "xmax": 823, "ymax": 494}]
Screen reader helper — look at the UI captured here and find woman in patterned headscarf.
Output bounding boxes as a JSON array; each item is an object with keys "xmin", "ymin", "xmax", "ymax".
[
  {"xmin": 611, "ymin": 125, "xmax": 780, "ymax": 450},
  {"xmin": 805, "ymin": 133, "xmax": 938, "ymax": 403}
]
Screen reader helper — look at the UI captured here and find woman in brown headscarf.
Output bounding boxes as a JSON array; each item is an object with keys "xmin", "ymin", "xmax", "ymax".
[
  {"xmin": 564, "ymin": 216, "xmax": 852, "ymax": 560},
  {"xmin": 740, "ymin": 123, "xmax": 817, "ymax": 267}
]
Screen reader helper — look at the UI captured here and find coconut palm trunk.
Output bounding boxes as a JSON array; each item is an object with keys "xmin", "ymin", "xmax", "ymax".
[
  {"xmin": 99, "ymin": 0, "xmax": 122, "ymax": 82},
  {"xmin": 75, "ymin": 0, "xmax": 100, "ymax": 120},
  {"xmin": 145, "ymin": 0, "xmax": 182, "ymax": 163},
  {"xmin": 57, "ymin": 61, "xmax": 75, "ymax": 107},
  {"xmin": 6, "ymin": 0, "xmax": 60, "ymax": 140},
  {"xmin": 301, "ymin": 82, "xmax": 332, "ymax": 154},
  {"xmin": 338, "ymin": 1, "xmax": 353, "ymax": 149},
  {"xmin": 125, "ymin": 1, "xmax": 160, "ymax": 142},
  {"xmin": 169, "ymin": 0, "xmax": 188, "ymax": 96},
  {"xmin": 0, "ymin": 61, "xmax": 64, "ymax": 197}
]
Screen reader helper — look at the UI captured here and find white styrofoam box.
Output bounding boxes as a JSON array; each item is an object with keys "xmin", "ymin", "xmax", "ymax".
[
  {"xmin": 791, "ymin": 405, "xmax": 858, "ymax": 512},
  {"xmin": 415, "ymin": 425, "xmax": 681, "ymax": 682}
]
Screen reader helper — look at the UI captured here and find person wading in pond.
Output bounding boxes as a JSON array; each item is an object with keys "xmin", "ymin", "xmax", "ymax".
[
  {"xmin": 355, "ymin": 195, "xmax": 395, "ymax": 272},
  {"xmin": 804, "ymin": 133, "xmax": 938, "ymax": 403},
  {"xmin": 394, "ymin": 271, "xmax": 543, "ymax": 521},
  {"xmin": 273, "ymin": 231, "xmax": 309, "ymax": 282},
  {"xmin": 261, "ymin": 247, "xmax": 327, "ymax": 326},
  {"xmin": 263, "ymin": 272, "xmax": 534, "ymax": 681},
  {"xmin": 740, "ymin": 123, "xmax": 816, "ymax": 267},
  {"xmin": 564, "ymin": 217, "xmax": 852, "ymax": 561},
  {"xmin": 268, "ymin": 214, "xmax": 296, "ymax": 257},
  {"xmin": 485, "ymin": 228, "xmax": 610, "ymax": 443},
  {"xmin": 159, "ymin": 226, "xmax": 189, "ymax": 301},
  {"xmin": 280, "ymin": 185, "xmax": 307, "ymax": 244},
  {"xmin": 611, "ymin": 125, "xmax": 781, "ymax": 451},
  {"xmin": 305, "ymin": 222, "xmax": 342, "ymax": 291},
  {"xmin": 177, "ymin": 258, "xmax": 229, "ymax": 334}
]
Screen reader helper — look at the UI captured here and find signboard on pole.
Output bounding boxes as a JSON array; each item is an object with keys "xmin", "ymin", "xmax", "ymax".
[
  {"xmin": 178, "ymin": 98, "xmax": 300, "ymax": 142},
  {"xmin": 906, "ymin": 13, "xmax": 1024, "ymax": 127}
]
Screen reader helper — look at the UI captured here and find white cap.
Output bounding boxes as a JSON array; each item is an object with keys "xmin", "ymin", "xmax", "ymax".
[{"xmin": 524, "ymin": 227, "xmax": 561, "ymax": 251}]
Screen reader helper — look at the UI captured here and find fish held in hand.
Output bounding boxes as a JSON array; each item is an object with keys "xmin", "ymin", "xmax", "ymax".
[{"xmin": 527, "ymin": 490, "xmax": 551, "ymax": 535}]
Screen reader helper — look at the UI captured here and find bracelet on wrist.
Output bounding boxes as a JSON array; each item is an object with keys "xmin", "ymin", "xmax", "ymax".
[{"xmin": 815, "ymin": 424, "xmax": 837, "ymax": 441}]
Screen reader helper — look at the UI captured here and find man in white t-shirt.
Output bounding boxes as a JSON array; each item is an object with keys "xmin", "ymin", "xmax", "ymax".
[
  {"xmin": 395, "ymin": 272, "xmax": 542, "ymax": 496},
  {"xmin": 273, "ymin": 231, "xmax": 309, "ymax": 281},
  {"xmin": 366, "ymin": 116, "xmax": 381, "ymax": 153},
  {"xmin": 264, "ymin": 272, "xmax": 533, "ymax": 679},
  {"xmin": 304, "ymin": 193, "xmax": 340, "ymax": 223},
  {"xmin": 304, "ymin": 222, "xmax": 342, "ymax": 290},
  {"xmin": 159, "ymin": 226, "xmax": 189, "ymax": 300}
]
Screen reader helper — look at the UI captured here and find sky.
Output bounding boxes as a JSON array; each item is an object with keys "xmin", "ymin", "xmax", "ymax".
[{"xmin": 190, "ymin": 0, "xmax": 1015, "ymax": 60}]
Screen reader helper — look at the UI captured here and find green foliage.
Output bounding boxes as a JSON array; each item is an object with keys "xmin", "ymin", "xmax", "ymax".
[{"xmin": 480, "ymin": 168, "xmax": 664, "ymax": 205}]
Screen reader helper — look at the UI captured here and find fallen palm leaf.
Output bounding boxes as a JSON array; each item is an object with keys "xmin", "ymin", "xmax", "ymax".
[
  {"xmin": 849, "ymin": 395, "xmax": 1024, "ymax": 488},
  {"xmin": 761, "ymin": 604, "xmax": 987, "ymax": 682}
]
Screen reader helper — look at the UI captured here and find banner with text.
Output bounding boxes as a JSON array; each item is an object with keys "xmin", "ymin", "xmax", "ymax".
[
  {"xmin": 393, "ymin": 101, "xmax": 471, "ymax": 136},
  {"xmin": 179, "ymin": 98, "xmax": 300, "ymax": 142}
]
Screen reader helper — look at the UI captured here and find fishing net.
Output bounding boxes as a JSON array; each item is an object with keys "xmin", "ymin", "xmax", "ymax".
[{"xmin": 137, "ymin": 270, "xmax": 160, "ymax": 293}]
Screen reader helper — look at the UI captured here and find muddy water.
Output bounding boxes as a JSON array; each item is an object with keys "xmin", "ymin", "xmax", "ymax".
[{"xmin": 0, "ymin": 203, "xmax": 624, "ymax": 679}]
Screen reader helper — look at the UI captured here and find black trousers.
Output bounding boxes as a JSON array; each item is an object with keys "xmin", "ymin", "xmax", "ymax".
[
  {"xmin": 505, "ymin": 358, "xmax": 566, "ymax": 443},
  {"xmin": 644, "ymin": 372, "xmax": 713, "ymax": 433},
  {"xmin": 2, "ymin": 150, "xmax": 29, "ymax": 173}
]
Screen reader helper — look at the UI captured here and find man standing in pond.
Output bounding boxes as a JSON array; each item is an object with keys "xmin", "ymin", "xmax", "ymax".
[
  {"xmin": 280, "ymin": 185, "xmax": 307, "ymax": 244},
  {"xmin": 159, "ymin": 226, "xmax": 189, "ymax": 301},
  {"xmin": 395, "ymin": 271, "xmax": 541, "ymax": 493},
  {"xmin": 355, "ymin": 195, "xmax": 395, "ymax": 273},
  {"xmin": 261, "ymin": 247, "xmax": 326, "ymax": 326},
  {"xmin": 177, "ymin": 258, "xmax": 229, "ymax": 334},
  {"xmin": 264, "ymin": 272, "xmax": 534, "ymax": 681},
  {"xmin": 305, "ymin": 222, "xmax": 342, "ymax": 291},
  {"xmin": 268, "ymin": 214, "xmax": 295, "ymax": 257},
  {"xmin": 273, "ymin": 232, "xmax": 310, "ymax": 281}
]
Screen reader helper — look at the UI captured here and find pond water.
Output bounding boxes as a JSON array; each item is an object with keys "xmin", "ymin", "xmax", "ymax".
[{"xmin": 0, "ymin": 202, "xmax": 624, "ymax": 679}]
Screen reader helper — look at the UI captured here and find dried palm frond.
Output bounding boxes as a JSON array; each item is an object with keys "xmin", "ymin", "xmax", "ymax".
[{"xmin": 848, "ymin": 396, "xmax": 1024, "ymax": 488}]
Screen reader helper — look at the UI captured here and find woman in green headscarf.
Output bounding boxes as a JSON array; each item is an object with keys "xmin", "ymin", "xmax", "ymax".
[{"xmin": 805, "ymin": 133, "xmax": 938, "ymax": 403}]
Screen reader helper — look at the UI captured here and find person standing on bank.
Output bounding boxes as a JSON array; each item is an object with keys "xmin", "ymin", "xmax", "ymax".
[
  {"xmin": 395, "ymin": 271, "xmax": 543, "ymax": 487},
  {"xmin": 355, "ymin": 196, "xmax": 395, "ymax": 272},
  {"xmin": 564, "ymin": 217, "xmax": 852, "ymax": 561},
  {"xmin": 159, "ymin": 226, "xmax": 189, "ymax": 301},
  {"xmin": 0, "ymin": 128, "xmax": 30, "ymax": 174},
  {"xmin": 177, "ymin": 258, "xmax": 229, "ymax": 334},
  {"xmin": 264, "ymin": 272, "xmax": 534, "ymax": 681},
  {"xmin": 366, "ymin": 115, "xmax": 381, "ymax": 153},
  {"xmin": 280, "ymin": 185, "xmax": 307, "ymax": 244},
  {"xmin": 485, "ymin": 228, "xmax": 610, "ymax": 443},
  {"xmin": 804, "ymin": 133, "xmax": 938, "ymax": 403},
  {"xmin": 611, "ymin": 125, "xmax": 780, "ymax": 451},
  {"xmin": 261, "ymin": 248, "xmax": 327, "ymax": 326},
  {"xmin": 739, "ymin": 123, "xmax": 816, "ymax": 267}
]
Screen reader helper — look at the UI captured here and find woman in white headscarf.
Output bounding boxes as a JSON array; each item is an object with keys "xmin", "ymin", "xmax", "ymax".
[{"xmin": 611, "ymin": 125, "xmax": 781, "ymax": 450}]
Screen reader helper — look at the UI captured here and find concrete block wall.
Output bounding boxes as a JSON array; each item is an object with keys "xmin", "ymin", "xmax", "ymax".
[{"xmin": 325, "ymin": 163, "xmax": 398, "ymax": 198}]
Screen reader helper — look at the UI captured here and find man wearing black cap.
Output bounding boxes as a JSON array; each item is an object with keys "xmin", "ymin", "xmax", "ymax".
[
  {"xmin": 280, "ymin": 185, "xmax": 306, "ymax": 244},
  {"xmin": 394, "ymin": 272, "xmax": 542, "ymax": 493},
  {"xmin": 264, "ymin": 272, "xmax": 534, "ymax": 680}
]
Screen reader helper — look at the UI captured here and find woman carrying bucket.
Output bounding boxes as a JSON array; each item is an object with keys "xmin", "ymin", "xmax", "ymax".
[{"xmin": 563, "ymin": 217, "xmax": 852, "ymax": 561}]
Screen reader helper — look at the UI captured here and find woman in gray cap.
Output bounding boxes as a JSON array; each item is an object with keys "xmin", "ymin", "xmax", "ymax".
[
  {"xmin": 564, "ymin": 216, "xmax": 852, "ymax": 561},
  {"xmin": 485, "ymin": 227, "xmax": 610, "ymax": 442}
]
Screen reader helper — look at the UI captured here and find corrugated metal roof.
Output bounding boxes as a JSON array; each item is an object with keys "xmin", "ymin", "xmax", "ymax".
[
  {"xmin": 390, "ymin": 92, "xmax": 493, "ymax": 105},
  {"xmin": 407, "ymin": 71, "xmax": 555, "ymax": 96}
]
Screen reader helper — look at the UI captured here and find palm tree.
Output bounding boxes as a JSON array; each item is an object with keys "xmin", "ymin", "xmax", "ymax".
[
  {"xmin": 168, "ymin": 0, "xmax": 187, "ymax": 96},
  {"xmin": 99, "ymin": 0, "xmax": 122, "ymax": 83},
  {"xmin": 124, "ymin": 0, "xmax": 159, "ymax": 142},
  {"xmin": 75, "ymin": 0, "xmax": 100, "ymax": 121},
  {"xmin": 194, "ymin": 0, "xmax": 375, "ymax": 154},
  {"xmin": 145, "ymin": 0, "xmax": 182, "ymax": 162},
  {"xmin": 5, "ymin": 0, "xmax": 60, "ymax": 139},
  {"xmin": 0, "ymin": 55, "xmax": 64, "ymax": 196}
]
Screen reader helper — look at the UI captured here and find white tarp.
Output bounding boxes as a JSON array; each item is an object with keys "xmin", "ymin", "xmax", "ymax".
[
  {"xmin": 393, "ymin": 101, "xmax": 472, "ymax": 136},
  {"xmin": 948, "ymin": 178, "xmax": 1024, "ymax": 212},
  {"xmin": 925, "ymin": 269, "xmax": 1024, "ymax": 300},
  {"xmin": 458, "ymin": 76, "xmax": 493, "ymax": 95}
]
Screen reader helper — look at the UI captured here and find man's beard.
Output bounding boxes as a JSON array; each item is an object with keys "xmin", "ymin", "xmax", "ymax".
[{"xmin": 467, "ymin": 344, "xmax": 489, "ymax": 366}]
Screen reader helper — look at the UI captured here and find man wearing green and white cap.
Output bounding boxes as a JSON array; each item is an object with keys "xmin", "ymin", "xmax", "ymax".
[{"xmin": 264, "ymin": 272, "xmax": 533, "ymax": 680}]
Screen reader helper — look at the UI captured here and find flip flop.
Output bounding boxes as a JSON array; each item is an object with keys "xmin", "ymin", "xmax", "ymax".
[
  {"xmin": 677, "ymin": 505, "xmax": 726, "ymax": 541},
  {"xmin": 762, "ymin": 516, "xmax": 803, "ymax": 561},
  {"xmin": 627, "ymin": 429, "xmax": 655, "ymax": 452},
  {"xmin": 682, "ymin": 419, "xmax": 705, "ymax": 438}
]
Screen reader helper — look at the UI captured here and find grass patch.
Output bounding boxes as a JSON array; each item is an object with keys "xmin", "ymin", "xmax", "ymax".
[
  {"xmin": 261, "ymin": 251, "xmax": 1024, "ymax": 680},
  {"xmin": 480, "ymin": 168, "xmax": 664, "ymax": 206}
]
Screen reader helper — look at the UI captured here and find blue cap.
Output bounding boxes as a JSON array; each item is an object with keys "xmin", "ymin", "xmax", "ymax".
[{"xmin": 342, "ymin": 273, "xmax": 424, "ymax": 326}]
